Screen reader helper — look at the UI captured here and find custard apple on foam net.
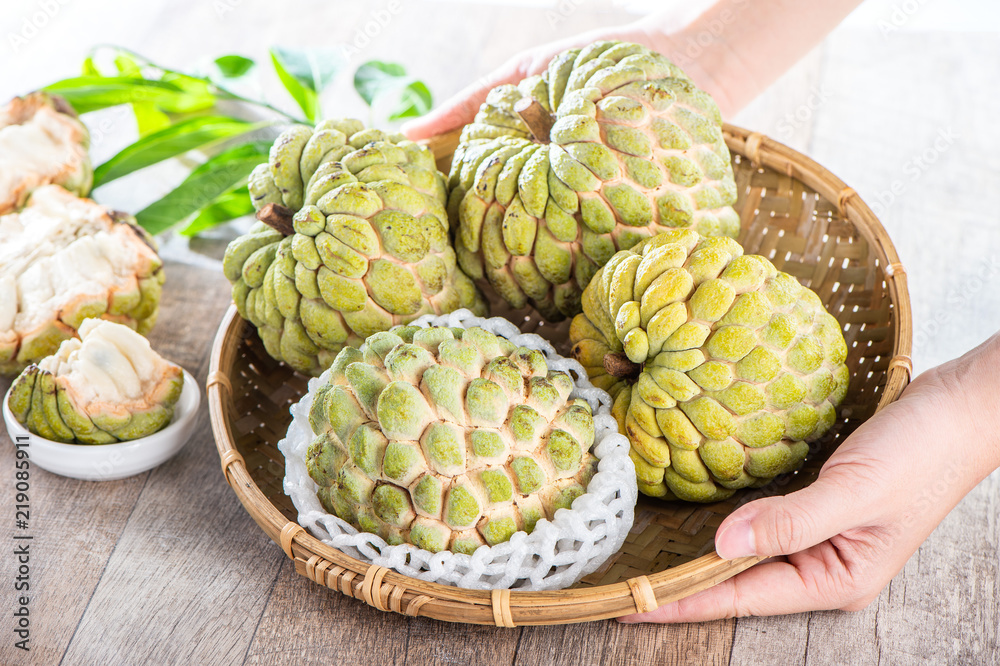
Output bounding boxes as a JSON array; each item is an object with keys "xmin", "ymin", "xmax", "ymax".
[
  {"xmin": 8, "ymin": 319, "xmax": 183, "ymax": 443},
  {"xmin": 0, "ymin": 185, "xmax": 164, "ymax": 376},
  {"xmin": 224, "ymin": 120, "xmax": 487, "ymax": 376},
  {"xmin": 569, "ymin": 229, "xmax": 849, "ymax": 502},
  {"xmin": 0, "ymin": 92, "xmax": 92, "ymax": 214},
  {"xmin": 449, "ymin": 40, "xmax": 739, "ymax": 321},
  {"xmin": 305, "ymin": 325, "xmax": 598, "ymax": 554}
]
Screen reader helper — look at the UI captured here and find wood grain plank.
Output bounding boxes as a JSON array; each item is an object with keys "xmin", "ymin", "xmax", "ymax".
[
  {"xmin": 733, "ymin": 27, "xmax": 1000, "ymax": 666},
  {"xmin": 516, "ymin": 619, "xmax": 735, "ymax": 666},
  {"xmin": 53, "ymin": 261, "xmax": 289, "ymax": 666},
  {"xmin": 0, "ymin": 435, "xmax": 148, "ymax": 665}
]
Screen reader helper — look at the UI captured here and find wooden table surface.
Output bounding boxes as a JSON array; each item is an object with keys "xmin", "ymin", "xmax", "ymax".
[{"xmin": 1, "ymin": 1, "xmax": 998, "ymax": 664}]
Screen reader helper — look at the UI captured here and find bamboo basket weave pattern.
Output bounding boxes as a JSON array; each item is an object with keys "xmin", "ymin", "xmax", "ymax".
[{"xmin": 208, "ymin": 125, "xmax": 912, "ymax": 626}]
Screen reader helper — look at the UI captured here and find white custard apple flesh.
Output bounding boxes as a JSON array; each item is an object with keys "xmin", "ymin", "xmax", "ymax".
[
  {"xmin": 0, "ymin": 185, "xmax": 164, "ymax": 375},
  {"xmin": 0, "ymin": 92, "xmax": 92, "ymax": 214},
  {"xmin": 450, "ymin": 41, "xmax": 739, "ymax": 320},
  {"xmin": 305, "ymin": 325, "xmax": 598, "ymax": 554},
  {"xmin": 225, "ymin": 120, "xmax": 487, "ymax": 376},
  {"xmin": 8, "ymin": 319, "xmax": 183, "ymax": 443},
  {"xmin": 569, "ymin": 230, "xmax": 849, "ymax": 503}
]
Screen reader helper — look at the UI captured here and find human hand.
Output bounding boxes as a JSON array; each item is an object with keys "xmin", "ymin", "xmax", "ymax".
[
  {"xmin": 620, "ymin": 335, "xmax": 1000, "ymax": 623},
  {"xmin": 400, "ymin": 24, "xmax": 655, "ymax": 141}
]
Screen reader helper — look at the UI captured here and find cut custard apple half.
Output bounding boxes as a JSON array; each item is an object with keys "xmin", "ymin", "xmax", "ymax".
[
  {"xmin": 0, "ymin": 92, "xmax": 92, "ymax": 214},
  {"xmin": 8, "ymin": 318, "xmax": 183, "ymax": 443},
  {"xmin": 0, "ymin": 185, "xmax": 164, "ymax": 375}
]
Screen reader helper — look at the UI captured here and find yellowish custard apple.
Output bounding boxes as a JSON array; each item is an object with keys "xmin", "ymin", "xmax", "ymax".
[
  {"xmin": 8, "ymin": 319, "xmax": 183, "ymax": 443},
  {"xmin": 449, "ymin": 40, "xmax": 739, "ymax": 320},
  {"xmin": 225, "ymin": 120, "xmax": 487, "ymax": 376},
  {"xmin": 569, "ymin": 230, "xmax": 849, "ymax": 502},
  {"xmin": 305, "ymin": 325, "xmax": 598, "ymax": 553},
  {"xmin": 0, "ymin": 92, "xmax": 92, "ymax": 214},
  {"xmin": 0, "ymin": 185, "xmax": 164, "ymax": 375}
]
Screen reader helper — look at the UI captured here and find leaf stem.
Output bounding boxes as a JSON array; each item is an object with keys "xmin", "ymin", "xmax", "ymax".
[{"xmin": 88, "ymin": 44, "xmax": 312, "ymax": 125}]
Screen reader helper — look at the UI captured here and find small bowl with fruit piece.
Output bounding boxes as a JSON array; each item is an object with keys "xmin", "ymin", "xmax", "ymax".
[{"xmin": 3, "ymin": 319, "xmax": 199, "ymax": 481}]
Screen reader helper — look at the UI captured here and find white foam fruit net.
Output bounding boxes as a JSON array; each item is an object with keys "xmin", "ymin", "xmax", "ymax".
[{"xmin": 279, "ymin": 309, "xmax": 637, "ymax": 591}]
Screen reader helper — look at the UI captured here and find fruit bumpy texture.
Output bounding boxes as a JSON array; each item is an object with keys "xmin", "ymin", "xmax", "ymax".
[
  {"xmin": 449, "ymin": 40, "xmax": 739, "ymax": 320},
  {"xmin": 305, "ymin": 325, "xmax": 598, "ymax": 554},
  {"xmin": 569, "ymin": 230, "xmax": 849, "ymax": 502},
  {"xmin": 225, "ymin": 120, "xmax": 487, "ymax": 376},
  {"xmin": 0, "ymin": 185, "xmax": 164, "ymax": 376},
  {"xmin": 9, "ymin": 319, "xmax": 183, "ymax": 443},
  {"xmin": 0, "ymin": 92, "xmax": 92, "ymax": 214}
]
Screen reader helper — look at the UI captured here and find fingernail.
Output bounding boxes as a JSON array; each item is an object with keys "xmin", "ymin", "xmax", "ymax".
[{"xmin": 715, "ymin": 520, "xmax": 755, "ymax": 559}]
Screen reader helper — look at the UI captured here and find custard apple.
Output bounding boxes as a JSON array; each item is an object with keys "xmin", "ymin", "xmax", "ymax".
[
  {"xmin": 8, "ymin": 319, "xmax": 183, "ymax": 443},
  {"xmin": 569, "ymin": 230, "xmax": 849, "ymax": 502},
  {"xmin": 449, "ymin": 40, "xmax": 739, "ymax": 320},
  {"xmin": 225, "ymin": 120, "xmax": 487, "ymax": 376},
  {"xmin": 0, "ymin": 185, "xmax": 164, "ymax": 375},
  {"xmin": 305, "ymin": 325, "xmax": 598, "ymax": 553},
  {"xmin": 0, "ymin": 92, "xmax": 92, "ymax": 214}
]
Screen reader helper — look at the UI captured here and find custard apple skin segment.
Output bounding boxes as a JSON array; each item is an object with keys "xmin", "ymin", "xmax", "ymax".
[
  {"xmin": 569, "ymin": 229, "xmax": 849, "ymax": 502},
  {"xmin": 305, "ymin": 325, "xmax": 598, "ymax": 554},
  {"xmin": 8, "ymin": 319, "xmax": 183, "ymax": 443},
  {"xmin": 450, "ymin": 41, "xmax": 740, "ymax": 320},
  {"xmin": 224, "ymin": 120, "xmax": 488, "ymax": 376}
]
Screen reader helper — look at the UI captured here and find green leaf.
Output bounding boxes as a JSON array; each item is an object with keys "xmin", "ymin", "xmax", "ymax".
[
  {"xmin": 156, "ymin": 72, "xmax": 216, "ymax": 113},
  {"xmin": 43, "ymin": 76, "xmax": 187, "ymax": 114},
  {"xmin": 113, "ymin": 52, "xmax": 142, "ymax": 76},
  {"xmin": 135, "ymin": 141, "xmax": 271, "ymax": 235},
  {"xmin": 388, "ymin": 80, "xmax": 433, "ymax": 120},
  {"xmin": 81, "ymin": 56, "xmax": 100, "ymax": 76},
  {"xmin": 213, "ymin": 55, "xmax": 255, "ymax": 79},
  {"xmin": 131, "ymin": 101, "xmax": 172, "ymax": 136},
  {"xmin": 179, "ymin": 186, "xmax": 254, "ymax": 237},
  {"xmin": 353, "ymin": 61, "xmax": 407, "ymax": 106},
  {"xmin": 270, "ymin": 51, "xmax": 318, "ymax": 121},
  {"xmin": 93, "ymin": 116, "xmax": 258, "ymax": 187},
  {"xmin": 270, "ymin": 46, "xmax": 344, "ymax": 121}
]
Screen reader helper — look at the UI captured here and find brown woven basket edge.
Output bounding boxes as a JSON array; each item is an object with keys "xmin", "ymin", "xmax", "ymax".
[{"xmin": 206, "ymin": 124, "xmax": 913, "ymax": 626}]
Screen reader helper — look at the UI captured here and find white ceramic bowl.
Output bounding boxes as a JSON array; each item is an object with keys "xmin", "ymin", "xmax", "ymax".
[{"xmin": 3, "ymin": 370, "xmax": 200, "ymax": 481}]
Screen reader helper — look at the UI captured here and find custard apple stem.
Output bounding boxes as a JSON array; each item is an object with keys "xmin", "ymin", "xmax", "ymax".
[
  {"xmin": 513, "ymin": 98, "xmax": 554, "ymax": 144},
  {"xmin": 604, "ymin": 352, "xmax": 642, "ymax": 382},
  {"xmin": 256, "ymin": 203, "xmax": 295, "ymax": 236}
]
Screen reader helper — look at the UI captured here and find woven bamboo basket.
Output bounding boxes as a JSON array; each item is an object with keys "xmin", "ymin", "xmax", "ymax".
[{"xmin": 207, "ymin": 124, "xmax": 912, "ymax": 626}]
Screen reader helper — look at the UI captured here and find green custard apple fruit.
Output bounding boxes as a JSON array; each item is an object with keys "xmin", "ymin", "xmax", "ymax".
[
  {"xmin": 0, "ymin": 92, "xmax": 92, "ymax": 214},
  {"xmin": 569, "ymin": 229, "xmax": 849, "ymax": 502},
  {"xmin": 305, "ymin": 325, "xmax": 598, "ymax": 553},
  {"xmin": 224, "ymin": 120, "xmax": 487, "ymax": 376},
  {"xmin": 0, "ymin": 185, "xmax": 164, "ymax": 375},
  {"xmin": 449, "ymin": 40, "xmax": 739, "ymax": 320},
  {"xmin": 8, "ymin": 318, "xmax": 183, "ymax": 443}
]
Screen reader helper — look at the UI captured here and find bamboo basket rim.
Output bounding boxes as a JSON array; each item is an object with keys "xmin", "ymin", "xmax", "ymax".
[{"xmin": 207, "ymin": 124, "xmax": 913, "ymax": 626}]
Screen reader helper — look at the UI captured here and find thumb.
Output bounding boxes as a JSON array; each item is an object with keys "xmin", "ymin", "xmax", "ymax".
[{"xmin": 714, "ymin": 469, "xmax": 869, "ymax": 559}]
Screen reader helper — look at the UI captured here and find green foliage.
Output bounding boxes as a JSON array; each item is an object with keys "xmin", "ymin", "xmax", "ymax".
[
  {"xmin": 354, "ymin": 61, "xmax": 433, "ymax": 120},
  {"xmin": 38, "ymin": 46, "xmax": 433, "ymax": 237}
]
